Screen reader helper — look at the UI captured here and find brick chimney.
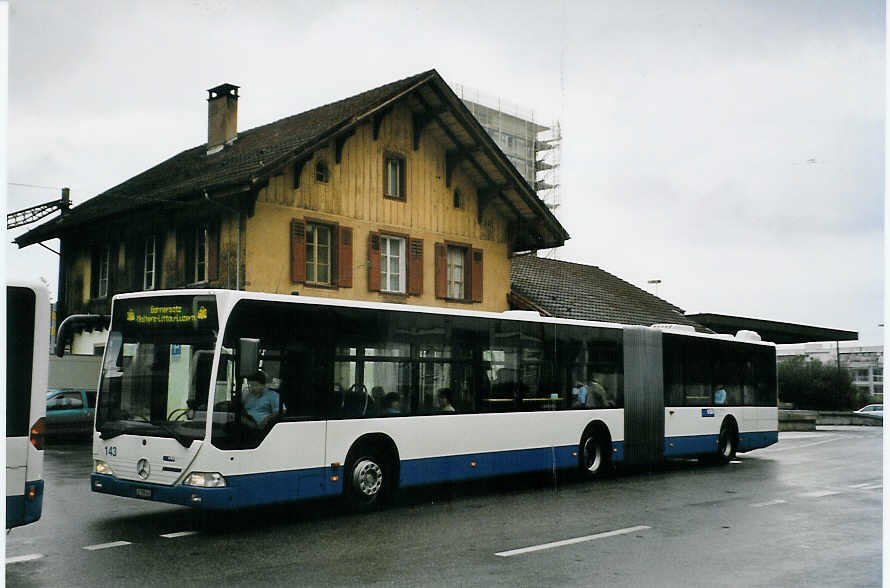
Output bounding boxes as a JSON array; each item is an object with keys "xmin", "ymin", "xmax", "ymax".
[{"xmin": 206, "ymin": 83, "xmax": 239, "ymax": 154}]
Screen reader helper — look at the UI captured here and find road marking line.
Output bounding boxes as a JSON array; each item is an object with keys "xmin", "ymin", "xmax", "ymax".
[
  {"xmin": 161, "ymin": 531, "xmax": 199, "ymax": 539},
  {"xmin": 495, "ymin": 525, "xmax": 651, "ymax": 557},
  {"xmin": 848, "ymin": 483, "xmax": 872, "ymax": 488},
  {"xmin": 798, "ymin": 490, "xmax": 841, "ymax": 498},
  {"xmin": 860, "ymin": 483, "xmax": 883, "ymax": 491},
  {"xmin": 768, "ymin": 437, "xmax": 839, "ymax": 452},
  {"xmin": 83, "ymin": 541, "xmax": 132, "ymax": 551},
  {"xmin": 751, "ymin": 499, "xmax": 787, "ymax": 507},
  {"xmin": 6, "ymin": 553, "xmax": 44, "ymax": 564},
  {"xmin": 730, "ymin": 460, "xmax": 742, "ymax": 464}
]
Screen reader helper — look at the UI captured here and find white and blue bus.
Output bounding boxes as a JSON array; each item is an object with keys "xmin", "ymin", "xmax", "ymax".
[
  {"xmin": 89, "ymin": 290, "xmax": 777, "ymax": 510},
  {"xmin": 6, "ymin": 283, "xmax": 49, "ymax": 529}
]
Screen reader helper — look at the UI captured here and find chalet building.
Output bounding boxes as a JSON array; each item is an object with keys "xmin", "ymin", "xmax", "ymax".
[{"xmin": 16, "ymin": 70, "xmax": 568, "ymax": 353}]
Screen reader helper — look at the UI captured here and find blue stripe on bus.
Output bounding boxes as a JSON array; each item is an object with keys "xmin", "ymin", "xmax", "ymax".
[
  {"xmin": 738, "ymin": 430, "xmax": 778, "ymax": 452},
  {"xmin": 6, "ymin": 480, "xmax": 44, "ymax": 529},
  {"xmin": 91, "ymin": 432, "xmax": 777, "ymax": 510},
  {"xmin": 664, "ymin": 430, "xmax": 779, "ymax": 457},
  {"xmin": 399, "ymin": 445, "xmax": 581, "ymax": 487},
  {"xmin": 664, "ymin": 434, "xmax": 719, "ymax": 456},
  {"xmin": 91, "ymin": 468, "xmax": 341, "ymax": 510}
]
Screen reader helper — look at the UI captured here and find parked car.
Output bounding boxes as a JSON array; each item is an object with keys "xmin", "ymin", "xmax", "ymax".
[
  {"xmin": 45, "ymin": 389, "xmax": 96, "ymax": 437},
  {"xmin": 855, "ymin": 404, "xmax": 883, "ymax": 418}
]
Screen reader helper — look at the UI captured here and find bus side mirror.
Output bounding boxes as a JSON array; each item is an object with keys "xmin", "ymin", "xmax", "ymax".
[{"xmin": 239, "ymin": 338, "xmax": 260, "ymax": 377}]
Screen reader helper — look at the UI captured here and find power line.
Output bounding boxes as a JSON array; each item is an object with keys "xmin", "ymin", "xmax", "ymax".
[{"xmin": 8, "ymin": 182, "xmax": 62, "ymax": 190}]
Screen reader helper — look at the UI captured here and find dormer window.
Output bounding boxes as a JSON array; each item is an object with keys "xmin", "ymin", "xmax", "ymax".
[{"xmin": 315, "ymin": 160, "xmax": 329, "ymax": 183}]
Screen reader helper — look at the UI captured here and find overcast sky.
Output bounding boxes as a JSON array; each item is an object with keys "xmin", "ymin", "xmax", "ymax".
[{"xmin": 5, "ymin": 0, "xmax": 885, "ymax": 345}]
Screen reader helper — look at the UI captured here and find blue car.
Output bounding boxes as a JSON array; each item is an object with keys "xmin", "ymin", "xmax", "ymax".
[{"xmin": 45, "ymin": 389, "xmax": 96, "ymax": 437}]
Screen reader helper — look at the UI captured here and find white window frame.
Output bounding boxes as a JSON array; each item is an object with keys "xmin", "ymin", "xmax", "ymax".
[
  {"xmin": 446, "ymin": 245, "xmax": 465, "ymax": 300},
  {"xmin": 97, "ymin": 245, "xmax": 110, "ymax": 298},
  {"xmin": 194, "ymin": 225, "xmax": 208, "ymax": 283},
  {"xmin": 143, "ymin": 235, "xmax": 156, "ymax": 290},
  {"xmin": 380, "ymin": 236, "xmax": 406, "ymax": 294},
  {"xmin": 305, "ymin": 222, "xmax": 332, "ymax": 286}
]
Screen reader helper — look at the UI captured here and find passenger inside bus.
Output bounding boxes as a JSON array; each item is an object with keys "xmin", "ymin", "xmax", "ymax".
[
  {"xmin": 437, "ymin": 388, "xmax": 456, "ymax": 412},
  {"xmin": 586, "ymin": 378, "xmax": 608, "ymax": 408},
  {"xmin": 383, "ymin": 393, "xmax": 401, "ymax": 415}
]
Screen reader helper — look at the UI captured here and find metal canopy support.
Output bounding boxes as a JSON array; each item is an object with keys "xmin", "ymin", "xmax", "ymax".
[{"xmin": 8, "ymin": 187, "xmax": 71, "ymax": 230}]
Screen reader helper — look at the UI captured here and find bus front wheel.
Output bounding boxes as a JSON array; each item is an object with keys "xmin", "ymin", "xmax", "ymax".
[
  {"xmin": 717, "ymin": 423, "xmax": 737, "ymax": 463},
  {"xmin": 345, "ymin": 449, "xmax": 389, "ymax": 511}
]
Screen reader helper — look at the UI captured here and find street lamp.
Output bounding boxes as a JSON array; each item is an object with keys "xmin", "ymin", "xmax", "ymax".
[{"xmin": 647, "ymin": 279, "xmax": 662, "ymax": 297}]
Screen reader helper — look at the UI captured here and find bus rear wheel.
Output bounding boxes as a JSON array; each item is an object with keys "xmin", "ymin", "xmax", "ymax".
[
  {"xmin": 580, "ymin": 430, "xmax": 608, "ymax": 478},
  {"xmin": 345, "ymin": 449, "xmax": 389, "ymax": 511}
]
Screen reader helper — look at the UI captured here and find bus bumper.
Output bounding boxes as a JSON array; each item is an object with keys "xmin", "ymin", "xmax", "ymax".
[
  {"xmin": 91, "ymin": 473, "xmax": 236, "ymax": 509},
  {"xmin": 6, "ymin": 479, "xmax": 44, "ymax": 529}
]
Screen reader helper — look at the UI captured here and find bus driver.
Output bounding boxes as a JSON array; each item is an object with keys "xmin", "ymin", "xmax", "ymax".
[{"xmin": 242, "ymin": 371, "xmax": 280, "ymax": 429}]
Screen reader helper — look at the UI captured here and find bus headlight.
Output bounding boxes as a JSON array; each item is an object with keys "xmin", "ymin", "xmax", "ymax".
[
  {"xmin": 94, "ymin": 460, "xmax": 113, "ymax": 475},
  {"xmin": 182, "ymin": 472, "xmax": 226, "ymax": 488}
]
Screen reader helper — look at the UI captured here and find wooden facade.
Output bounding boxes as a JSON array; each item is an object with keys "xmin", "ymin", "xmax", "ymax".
[
  {"xmin": 20, "ymin": 70, "xmax": 568, "ymax": 337},
  {"xmin": 246, "ymin": 101, "xmax": 512, "ymax": 311}
]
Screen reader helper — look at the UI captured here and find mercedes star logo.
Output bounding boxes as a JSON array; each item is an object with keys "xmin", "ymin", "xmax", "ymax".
[{"xmin": 136, "ymin": 458, "xmax": 151, "ymax": 480}]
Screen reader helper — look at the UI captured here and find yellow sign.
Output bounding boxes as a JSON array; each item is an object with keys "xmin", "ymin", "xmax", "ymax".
[{"xmin": 126, "ymin": 305, "xmax": 209, "ymax": 325}]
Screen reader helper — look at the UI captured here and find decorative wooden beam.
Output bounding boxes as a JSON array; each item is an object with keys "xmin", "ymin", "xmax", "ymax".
[
  {"xmin": 334, "ymin": 129, "xmax": 355, "ymax": 164},
  {"xmin": 412, "ymin": 112, "xmax": 431, "ymax": 151},
  {"xmin": 292, "ymin": 156, "xmax": 310, "ymax": 189},
  {"xmin": 372, "ymin": 107, "xmax": 392, "ymax": 140},
  {"xmin": 445, "ymin": 151, "xmax": 466, "ymax": 188},
  {"xmin": 476, "ymin": 185, "xmax": 507, "ymax": 223}
]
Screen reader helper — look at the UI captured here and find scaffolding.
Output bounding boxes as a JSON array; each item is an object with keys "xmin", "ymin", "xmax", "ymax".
[{"xmin": 451, "ymin": 83, "xmax": 561, "ymax": 214}]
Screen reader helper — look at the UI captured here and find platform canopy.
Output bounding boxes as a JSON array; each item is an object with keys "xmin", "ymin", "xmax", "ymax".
[{"xmin": 686, "ymin": 313, "xmax": 858, "ymax": 344}]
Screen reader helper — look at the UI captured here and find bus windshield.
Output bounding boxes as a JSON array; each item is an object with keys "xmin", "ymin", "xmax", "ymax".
[{"xmin": 95, "ymin": 295, "xmax": 219, "ymax": 446}]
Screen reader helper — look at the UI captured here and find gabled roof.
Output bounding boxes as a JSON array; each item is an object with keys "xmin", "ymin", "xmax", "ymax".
[
  {"xmin": 16, "ymin": 69, "xmax": 568, "ymax": 251},
  {"xmin": 510, "ymin": 254, "xmax": 707, "ymax": 330}
]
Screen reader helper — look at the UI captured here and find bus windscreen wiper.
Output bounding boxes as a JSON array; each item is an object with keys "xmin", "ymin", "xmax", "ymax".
[
  {"xmin": 98, "ymin": 424, "xmax": 125, "ymax": 440},
  {"xmin": 150, "ymin": 420, "xmax": 194, "ymax": 448}
]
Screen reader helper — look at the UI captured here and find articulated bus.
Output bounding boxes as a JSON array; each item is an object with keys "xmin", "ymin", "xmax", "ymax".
[
  {"xmin": 90, "ymin": 290, "xmax": 777, "ymax": 510},
  {"xmin": 6, "ymin": 283, "xmax": 49, "ymax": 529}
]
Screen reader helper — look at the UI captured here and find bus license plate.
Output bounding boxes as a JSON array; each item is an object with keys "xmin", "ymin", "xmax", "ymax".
[{"xmin": 135, "ymin": 488, "xmax": 152, "ymax": 498}]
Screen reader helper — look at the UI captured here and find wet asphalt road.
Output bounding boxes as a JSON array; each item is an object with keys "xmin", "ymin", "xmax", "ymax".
[{"xmin": 6, "ymin": 426, "xmax": 882, "ymax": 587}]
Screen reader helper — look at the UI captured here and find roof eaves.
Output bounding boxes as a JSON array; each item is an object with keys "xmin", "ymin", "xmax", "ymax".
[
  {"xmin": 254, "ymin": 70, "xmax": 440, "ymax": 184},
  {"xmin": 432, "ymin": 78, "xmax": 569, "ymax": 246}
]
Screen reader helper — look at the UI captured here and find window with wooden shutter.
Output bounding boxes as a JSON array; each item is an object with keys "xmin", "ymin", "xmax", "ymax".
[
  {"xmin": 207, "ymin": 222, "xmax": 220, "ymax": 281},
  {"xmin": 140, "ymin": 236, "xmax": 153, "ymax": 290},
  {"xmin": 290, "ymin": 219, "xmax": 306, "ymax": 283},
  {"xmin": 305, "ymin": 222, "xmax": 333, "ymax": 285},
  {"xmin": 90, "ymin": 245, "xmax": 100, "ymax": 298},
  {"xmin": 368, "ymin": 232, "xmax": 381, "ymax": 291},
  {"xmin": 338, "ymin": 226, "xmax": 353, "ymax": 288},
  {"xmin": 470, "ymin": 248, "xmax": 483, "ymax": 303},
  {"xmin": 407, "ymin": 238, "xmax": 423, "ymax": 296},
  {"xmin": 434, "ymin": 243, "xmax": 447, "ymax": 299},
  {"xmin": 96, "ymin": 244, "xmax": 111, "ymax": 298},
  {"xmin": 447, "ymin": 246, "xmax": 467, "ymax": 300}
]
